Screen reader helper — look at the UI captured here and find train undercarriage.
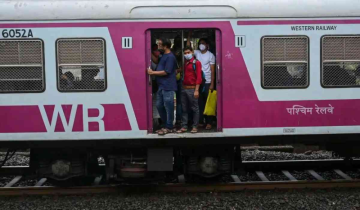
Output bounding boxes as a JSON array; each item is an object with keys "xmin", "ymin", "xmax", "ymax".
[
  {"xmin": 21, "ymin": 145, "xmax": 240, "ymax": 182},
  {"xmin": 3, "ymin": 134, "xmax": 360, "ymax": 182}
]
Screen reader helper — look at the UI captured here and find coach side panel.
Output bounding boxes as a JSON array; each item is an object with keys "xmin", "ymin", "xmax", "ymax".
[
  {"xmin": 0, "ymin": 23, "xmax": 149, "ymax": 141},
  {"xmin": 223, "ymin": 19, "xmax": 360, "ymax": 137}
]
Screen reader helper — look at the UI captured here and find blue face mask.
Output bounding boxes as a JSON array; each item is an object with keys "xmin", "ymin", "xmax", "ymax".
[{"xmin": 184, "ymin": 54, "xmax": 193, "ymax": 60}]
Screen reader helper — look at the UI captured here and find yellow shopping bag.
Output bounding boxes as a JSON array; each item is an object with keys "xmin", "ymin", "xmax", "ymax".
[
  {"xmin": 203, "ymin": 90, "xmax": 217, "ymax": 116},
  {"xmin": 176, "ymin": 72, "xmax": 181, "ymax": 81}
]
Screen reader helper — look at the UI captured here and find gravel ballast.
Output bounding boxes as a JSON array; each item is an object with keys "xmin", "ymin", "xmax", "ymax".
[
  {"xmin": 0, "ymin": 153, "xmax": 29, "ymax": 166},
  {"xmin": 0, "ymin": 154, "xmax": 104, "ymax": 166},
  {"xmin": 1, "ymin": 189, "xmax": 360, "ymax": 210},
  {"xmin": 0, "ymin": 176, "xmax": 15, "ymax": 187},
  {"xmin": 241, "ymin": 150, "xmax": 335, "ymax": 161}
]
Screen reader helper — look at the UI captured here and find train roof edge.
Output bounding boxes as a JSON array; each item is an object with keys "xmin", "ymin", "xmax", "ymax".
[{"xmin": 0, "ymin": 0, "xmax": 360, "ymax": 20}]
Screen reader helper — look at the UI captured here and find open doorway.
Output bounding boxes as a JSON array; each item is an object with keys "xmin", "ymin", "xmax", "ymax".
[{"xmin": 147, "ymin": 29, "xmax": 221, "ymax": 134}]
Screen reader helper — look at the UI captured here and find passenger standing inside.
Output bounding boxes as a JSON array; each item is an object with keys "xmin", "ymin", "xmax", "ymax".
[
  {"xmin": 147, "ymin": 38, "xmax": 177, "ymax": 135},
  {"xmin": 151, "ymin": 44, "xmax": 160, "ymax": 70},
  {"xmin": 187, "ymin": 32, "xmax": 216, "ymax": 130},
  {"xmin": 151, "ymin": 44, "xmax": 160, "ymax": 93},
  {"xmin": 59, "ymin": 70, "xmax": 75, "ymax": 89},
  {"xmin": 171, "ymin": 36, "xmax": 183, "ymax": 127},
  {"xmin": 177, "ymin": 46, "xmax": 202, "ymax": 133}
]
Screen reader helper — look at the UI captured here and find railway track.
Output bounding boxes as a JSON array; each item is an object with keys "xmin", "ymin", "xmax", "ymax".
[
  {"xmin": 1, "ymin": 159, "xmax": 360, "ymax": 196},
  {"xmin": 2, "ymin": 180, "xmax": 360, "ymax": 196}
]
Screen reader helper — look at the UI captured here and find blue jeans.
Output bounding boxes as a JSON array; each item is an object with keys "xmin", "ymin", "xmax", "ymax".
[
  {"xmin": 156, "ymin": 89, "xmax": 175, "ymax": 129},
  {"xmin": 176, "ymin": 80, "xmax": 182, "ymax": 123}
]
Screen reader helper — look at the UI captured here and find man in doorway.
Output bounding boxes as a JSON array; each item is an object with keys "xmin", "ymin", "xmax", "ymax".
[
  {"xmin": 187, "ymin": 31, "xmax": 216, "ymax": 130},
  {"xmin": 177, "ymin": 46, "xmax": 202, "ymax": 134},
  {"xmin": 147, "ymin": 38, "xmax": 177, "ymax": 135},
  {"xmin": 171, "ymin": 35, "xmax": 183, "ymax": 127}
]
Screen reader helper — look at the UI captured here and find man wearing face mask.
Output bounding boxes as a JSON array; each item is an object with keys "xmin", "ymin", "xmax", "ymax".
[
  {"xmin": 177, "ymin": 46, "xmax": 202, "ymax": 134},
  {"xmin": 148, "ymin": 38, "xmax": 177, "ymax": 135},
  {"xmin": 187, "ymin": 32, "xmax": 216, "ymax": 130}
]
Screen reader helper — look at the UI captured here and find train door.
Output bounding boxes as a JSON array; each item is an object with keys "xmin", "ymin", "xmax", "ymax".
[{"xmin": 146, "ymin": 29, "xmax": 222, "ymax": 133}]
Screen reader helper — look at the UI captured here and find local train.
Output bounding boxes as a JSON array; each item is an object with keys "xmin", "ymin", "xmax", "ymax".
[{"xmin": 1, "ymin": 0, "xmax": 360, "ymax": 180}]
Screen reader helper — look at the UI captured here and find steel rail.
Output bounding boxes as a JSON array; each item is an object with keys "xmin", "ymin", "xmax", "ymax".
[{"xmin": 2, "ymin": 180, "xmax": 360, "ymax": 196}]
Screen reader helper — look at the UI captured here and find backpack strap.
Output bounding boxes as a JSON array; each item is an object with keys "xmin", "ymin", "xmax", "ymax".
[
  {"xmin": 192, "ymin": 59, "xmax": 197, "ymax": 72},
  {"xmin": 193, "ymin": 59, "xmax": 200, "ymax": 82}
]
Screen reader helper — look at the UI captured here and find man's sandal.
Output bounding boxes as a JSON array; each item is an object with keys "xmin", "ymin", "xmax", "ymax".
[
  {"xmin": 205, "ymin": 124, "xmax": 212, "ymax": 130},
  {"xmin": 190, "ymin": 128, "xmax": 198, "ymax": 133},
  {"xmin": 158, "ymin": 128, "xmax": 175, "ymax": 135},
  {"xmin": 177, "ymin": 128, "xmax": 187, "ymax": 133}
]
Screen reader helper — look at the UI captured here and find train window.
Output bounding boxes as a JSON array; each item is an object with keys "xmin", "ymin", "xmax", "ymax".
[
  {"xmin": 322, "ymin": 36, "xmax": 360, "ymax": 87},
  {"xmin": 261, "ymin": 36, "xmax": 309, "ymax": 88},
  {"xmin": 0, "ymin": 39, "xmax": 44, "ymax": 93},
  {"xmin": 56, "ymin": 38, "xmax": 106, "ymax": 92}
]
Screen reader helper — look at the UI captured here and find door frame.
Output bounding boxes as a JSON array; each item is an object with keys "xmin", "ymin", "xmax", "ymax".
[
  {"xmin": 146, "ymin": 30, "xmax": 153, "ymax": 133},
  {"xmin": 215, "ymin": 29, "xmax": 223, "ymax": 132},
  {"xmin": 145, "ymin": 28, "xmax": 223, "ymax": 133}
]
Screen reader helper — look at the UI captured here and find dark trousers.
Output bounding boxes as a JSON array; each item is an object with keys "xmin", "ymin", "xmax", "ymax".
[
  {"xmin": 156, "ymin": 89, "xmax": 175, "ymax": 129},
  {"xmin": 181, "ymin": 88, "xmax": 199, "ymax": 129},
  {"xmin": 175, "ymin": 80, "xmax": 182, "ymax": 123},
  {"xmin": 199, "ymin": 83, "xmax": 214, "ymax": 125}
]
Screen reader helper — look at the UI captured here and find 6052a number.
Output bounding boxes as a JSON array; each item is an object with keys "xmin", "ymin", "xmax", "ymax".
[{"xmin": 2, "ymin": 29, "xmax": 33, "ymax": 38}]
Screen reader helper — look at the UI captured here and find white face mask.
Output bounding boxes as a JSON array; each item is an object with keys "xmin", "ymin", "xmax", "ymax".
[
  {"xmin": 199, "ymin": 44, "xmax": 206, "ymax": 51},
  {"xmin": 184, "ymin": 54, "xmax": 193, "ymax": 60}
]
